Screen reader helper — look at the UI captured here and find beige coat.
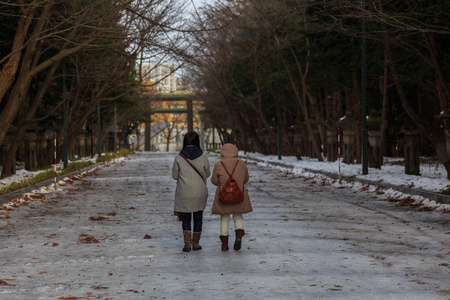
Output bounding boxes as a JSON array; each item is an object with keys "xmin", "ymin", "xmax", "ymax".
[{"xmin": 211, "ymin": 144, "xmax": 252, "ymax": 215}]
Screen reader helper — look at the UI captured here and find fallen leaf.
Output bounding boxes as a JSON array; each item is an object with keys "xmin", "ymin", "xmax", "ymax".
[
  {"xmin": 92, "ymin": 286, "xmax": 109, "ymax": 290},
  {"xmin": 89, "ymin": 216, "xmax": 108, "ymax": 221},
  {"xmin": 77, "ymin": 234, "xmax": 99, "ymax": 244},
  {"xmin": 0, "ymin": 279, "xmax": 15, "ymax": 286}
]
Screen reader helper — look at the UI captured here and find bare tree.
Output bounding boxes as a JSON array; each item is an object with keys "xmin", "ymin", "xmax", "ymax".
[
  {"xmin": 316, "ymin": 0, "xmax": 450, "ymax": 177},
  {"xmin": 0, "ymin": 0, "xmax": 196, "ymax": 173},
  {"xmin": 0, "ymin": 0, "xmax": 132, "ymax": 151}
]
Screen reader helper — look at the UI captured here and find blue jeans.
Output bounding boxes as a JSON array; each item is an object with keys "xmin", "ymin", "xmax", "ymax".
[{"xmin": 180, "ymin": 211, "xmax": 203, "ymax": 232}]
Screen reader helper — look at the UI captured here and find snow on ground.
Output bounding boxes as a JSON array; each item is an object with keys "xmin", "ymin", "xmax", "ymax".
[
  {"xmin": 0, "ymin": 156, "xmax": 98, "ymax": 189},
  {"xmin": 0, "ymin": 157, "xmax": 125, "ymax": 215},
  {"xmin": 1, "ymin": 152, "xmax": 450, "ymax": 214},
  {"xmin": 244, "ymin": 153, "xmax": 449, "ymax": 192},
  {"xmin": 0, "ymin": 152, "xmax": 449, "ymax": 299},
  {"xmin": 242, "ymin": 152, "xmax": 450, "ymax": 213},
  {"xmin": 2, "ymin": 154, "xmax": 447, "ymax": 193},
  {"xmin": 0, "ymin": 168, "xmax": 51, "ymax": 189}
]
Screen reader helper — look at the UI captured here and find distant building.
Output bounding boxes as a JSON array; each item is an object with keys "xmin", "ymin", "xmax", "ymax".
[{"xmin": 141, "ymin": 63, "xmax": 191, "ymax": 93}]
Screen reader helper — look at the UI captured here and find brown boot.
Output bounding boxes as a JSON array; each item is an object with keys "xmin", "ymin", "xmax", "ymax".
[
  {"xmin": 234, "ymin": 229, "xmax": 245, "ymax": 251},
  {"xmin": 220, "ymin": 235, "xmax": 229, "ymax": 251},
  {"xmin": 192, "ymin": 232, "xmax": 202, "ymax": 250},
  {"xmin": 182, "ymin": 231, "xmax": 191, "ymax": 252}
]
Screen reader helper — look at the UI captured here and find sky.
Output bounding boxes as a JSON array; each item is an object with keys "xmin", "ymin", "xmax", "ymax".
[{"xmin": 188, "ymin": 0, "xmax": 212, "ymax": 12}]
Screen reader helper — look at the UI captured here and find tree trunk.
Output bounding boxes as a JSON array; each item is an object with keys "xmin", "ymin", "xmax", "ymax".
[
  {"xmin": 0, "ymin": 20, "xmax": 96, "ymax": 150},
  {"xmin": 229, "ymin": 105, "xmax": 268, "ymax": 155},
  {"xmin": 352, "ymin": 73, "xmax": 362, "ymax": 163},
  {"xmin": 56, "ymin": 93, "xmax": 104, "ymax": 163},
  {"xmin": 0, "ymin": 3, "xmax": 39, "ymax": 105},
  {"xmin": 280, "ymin": 46, "xmax": 323, "ymax": 161},
  {"xmin": 253, "ymin": 80, "xmax": 278, "ymax": 146},
  {"xmin": 380, "ymin": 52, "xmax": 389, "ymax": 157},
  {"xmin": 384, "ymin": 40, "xmax": 450, "ymax": 178},
  {"xmin": 166, "ymin": 128, "xmax": 171, "ymax": 152},
  {"xmin": 1, "ymin": 62, "xmax": 59, "ymax": 176},
  {"xmin": 283, "ymin": 41, "xmax": 323, "ymax": 161},
  {"xmin": 384, "ymin": 41, "xmax": 428, "ymax": 131},
  {"xmin": 2, "ymin": 124, "xmax": 27, "ymax": 177}
]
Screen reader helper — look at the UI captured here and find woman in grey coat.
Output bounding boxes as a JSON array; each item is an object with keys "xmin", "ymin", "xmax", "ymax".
[{"xmin": 172, "ymin": 132, "xmax": 210, "ymax": 252}]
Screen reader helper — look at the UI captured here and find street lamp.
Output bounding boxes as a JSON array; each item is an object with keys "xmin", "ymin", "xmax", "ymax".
[
  {"xmin": 275, "ymin": 38, "xmax": 282, "ymax": 161},
  {"xmin": 95, "ymin": 82, "xmax": 101, "ymax": 158},
  {"xmin": 114, "ymin": 101, "xmax": 117, "ymax": 155},
  {"xmin": 243, "ymin": 113, "xmax": 247, "ymax": 155},
  {"xmin": 361, "ymin": 0, "xmax": 368, "ymax": 174},
  {"xmin": 62, "ymin": 59, "xmax": 68, "ymax": 169}
]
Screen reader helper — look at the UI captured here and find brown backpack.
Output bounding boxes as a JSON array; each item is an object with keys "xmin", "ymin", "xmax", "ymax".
[{"xmin": 219, "ymin": 160, "xmax": 244, "ymax": 204}]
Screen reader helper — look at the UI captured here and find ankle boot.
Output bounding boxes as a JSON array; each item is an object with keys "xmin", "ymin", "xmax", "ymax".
[
  {"xmin": 234, "ymin": 229, "xmax": 245, "ymax": 251},
  {"xmin": 182, "ymin": 230, "xmax": 191, "ymax": 252},
  {"xmin": 192, "ymin": 232, "xmax": 202, "ymax": 250},
  {"xmin": 220, "ymin": 235, "xmax": 229, "ymax": 251}
]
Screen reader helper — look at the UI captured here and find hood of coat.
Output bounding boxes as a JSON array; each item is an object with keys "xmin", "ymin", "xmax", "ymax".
[
  {"xmin": 220, "ymin": 143, "xmax": 238, "ymax": 159},
  {"xmin": 180, "ymin": 145, "xmax": 203, "ymax": 160}
]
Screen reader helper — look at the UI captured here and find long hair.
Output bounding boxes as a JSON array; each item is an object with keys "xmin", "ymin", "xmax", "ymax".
[{"xmin": 182, "ymin": 132, "xmax": 201, "ymax": 150}]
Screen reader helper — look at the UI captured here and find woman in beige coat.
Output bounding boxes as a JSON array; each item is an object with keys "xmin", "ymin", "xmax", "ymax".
[{"xmin": 211, "ymin": 143, "xmax": 252, "ymax": 251}]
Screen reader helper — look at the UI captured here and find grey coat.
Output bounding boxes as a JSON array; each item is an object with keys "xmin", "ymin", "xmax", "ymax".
[{"xmin": 172, "ymin": 153, "xmax": 211, "ymax": 213}]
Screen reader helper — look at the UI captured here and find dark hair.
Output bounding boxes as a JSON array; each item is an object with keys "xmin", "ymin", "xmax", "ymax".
[{"xmin": 182, "ymin": 132, "xmax": 201, "ymax": 150}]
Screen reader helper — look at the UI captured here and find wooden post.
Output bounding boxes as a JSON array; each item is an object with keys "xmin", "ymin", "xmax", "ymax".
[
  {"xmin": 343, "ymin": 130, "xmax": 356, "ymax": 164},
  {"xmin": 326, "ymin": 128, "xmax": 338, "ymax": 162},
  {"xmin": 145, "ymin": 121, "xmax": 151, "ymax": 151},
  {"xmin": 187, "ymin": 100, "xmax": 193, "ymax": 132},
  {"xmin": 404, "ymin": 130, "xmax": 420, "ymax": 175}
]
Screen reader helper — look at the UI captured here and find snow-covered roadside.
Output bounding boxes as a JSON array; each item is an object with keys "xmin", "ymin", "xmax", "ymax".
[
  {"xmin": 0, "ymin": 157, "xmax": 126, "ymax": 217},
  {"xmin": 0, "ymin": 156, "xmax": 98, "ymax": 189},
  {"xmin": 243, "ymin": 152, "xmax": 450, "ymax": 213},
  {"xmin": 2, "ymin": 151, "xmax": 450, "ymax": 217}
]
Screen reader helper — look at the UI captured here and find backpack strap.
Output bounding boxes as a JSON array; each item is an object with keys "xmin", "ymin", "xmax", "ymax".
[
  {"xmin": 221, "ymin": 160, "xmax": 240, "ymax": 179},
  {"xmin": 180, "ymin": 153, "xmax": 204, "ymax": 180}
]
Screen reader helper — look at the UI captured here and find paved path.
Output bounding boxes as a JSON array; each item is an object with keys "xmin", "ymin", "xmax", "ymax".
[{"xmin": 0, "ymin": 152, "xmax": 449, "ymax": 299}]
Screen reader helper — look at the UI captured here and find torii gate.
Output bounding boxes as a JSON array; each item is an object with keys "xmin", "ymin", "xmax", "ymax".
[{"xmin": 145, "ymin": 93, "xmax": 197, "ymax": 151}]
